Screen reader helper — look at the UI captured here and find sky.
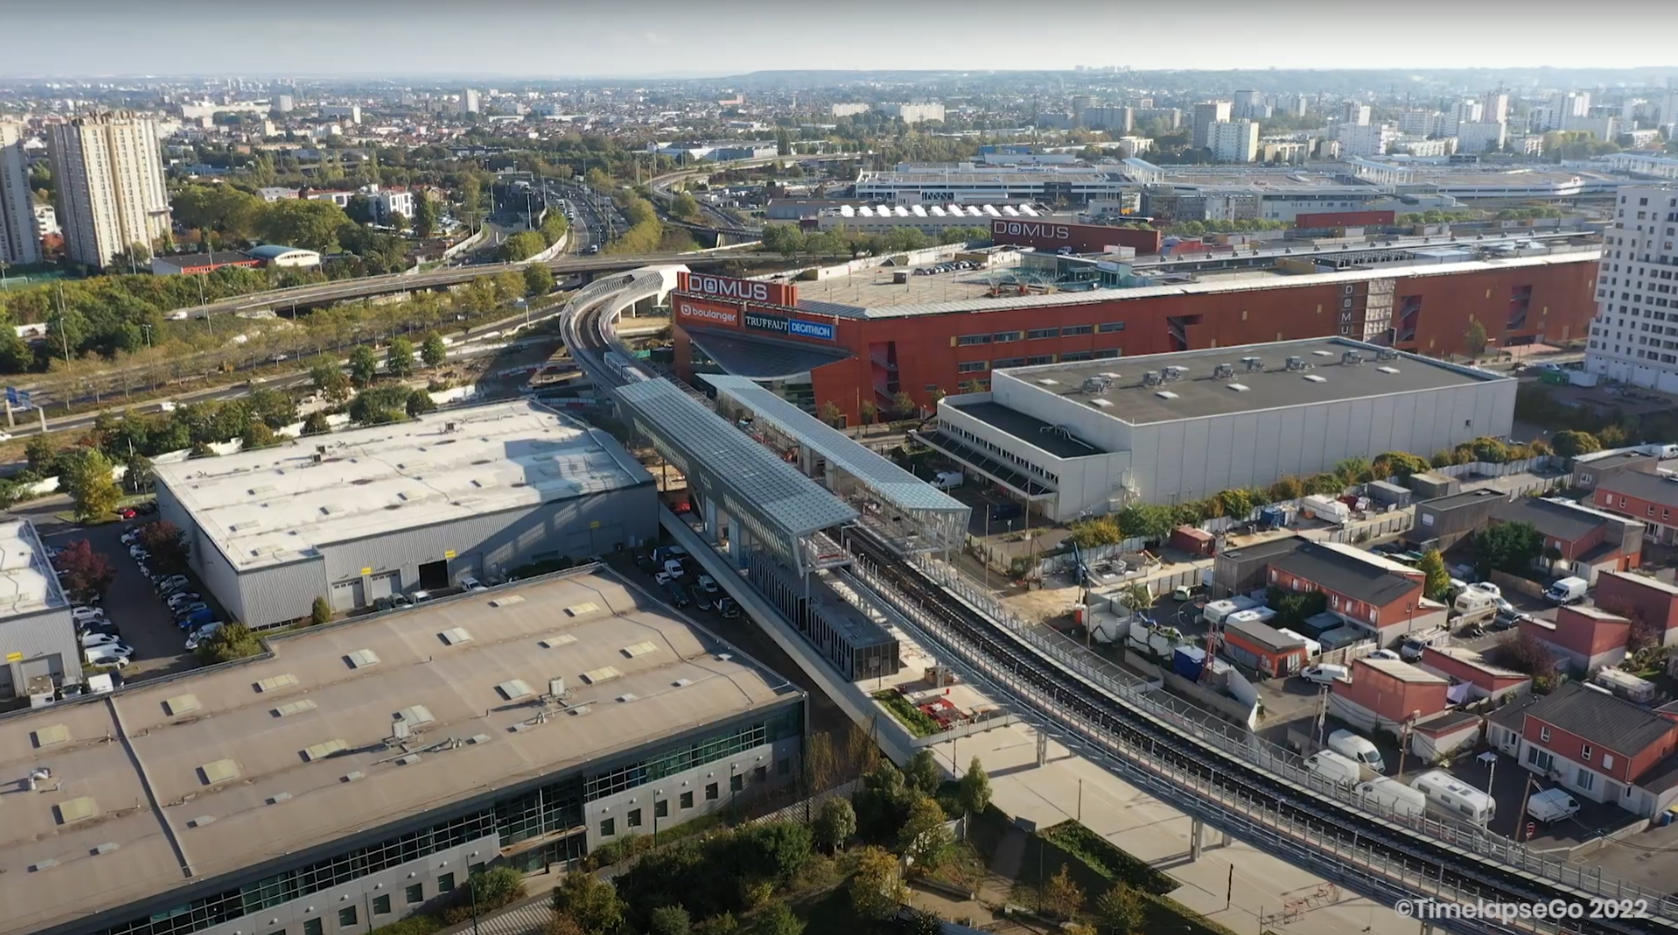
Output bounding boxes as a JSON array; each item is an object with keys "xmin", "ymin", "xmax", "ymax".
[{"xmin": 5, "ymin": 0, "xmax": 1678, "ymax": 78}]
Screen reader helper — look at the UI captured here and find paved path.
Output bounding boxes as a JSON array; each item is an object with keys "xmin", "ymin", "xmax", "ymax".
[{"xmin": 436, "ymin": 891, "xmax": 553, "ymax": 935}]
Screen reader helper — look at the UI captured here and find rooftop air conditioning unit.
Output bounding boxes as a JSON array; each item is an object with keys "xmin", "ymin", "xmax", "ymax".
[
  {"xmin": 1342, "ymin": 351, "xmax": 1364, "ymax": 366},
  {"xmin": 1211, "ymin": 363, "xmax": 1235, "ymax": 381},
  {"xmin": 1285, "ymin": 356, "xmax": 1308, "ymax": 371},
  {"xmin": 1081, "ymin": 375, "xmax": 1113, "ymax": 394},
  {"xmin": 1162, "ymin": 365, "xmax": 1188, "ymax": 382},
  {"xmin": 1241, "ymin": 356, "xmax": 1264, "ymax": 372},
  {"xmin": 1376, "ymin": 348, "xmax": 1400, "ymax": 361},
  {"xmin": 311, "ymin": 453, "xmax": 322, "ymax": 464},
  {"xmin": 1141, "ymin": 370, "xmax": 1163, "ymax": 387}
]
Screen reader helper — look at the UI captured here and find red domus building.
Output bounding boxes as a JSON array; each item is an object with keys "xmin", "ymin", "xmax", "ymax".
[{"xmin": 672, "ymin": 250, "xmax": 1599, "ymax": 424}]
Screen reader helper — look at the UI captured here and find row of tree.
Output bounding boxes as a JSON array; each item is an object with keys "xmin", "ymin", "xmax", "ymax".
[
  {"xmin": 760, "ymin": 224, "xmax": 989, "ymax": 261},
  {"xmin": 497, "ymin": 210, "xmax": 572, "ymax": 262}
]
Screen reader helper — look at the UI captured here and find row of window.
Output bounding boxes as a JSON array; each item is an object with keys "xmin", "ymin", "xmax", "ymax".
[
  {"xmin": 597, "ymin": 763, "xmax": 786, "ymax": 838},
  {"xmin": 940, "ymin": 422, "xmax": 1061, "ymax": 484},
  {"xmin": 581, "ymin": 707, "xmax": 801, "ymax": 801},
  {"xmin": 955, "ymin": 348, "xmax": 1119, "ymax": 375},
  {"xmin": 955, "ymin": 322, "xmax": 1125, "ymax": 346}
]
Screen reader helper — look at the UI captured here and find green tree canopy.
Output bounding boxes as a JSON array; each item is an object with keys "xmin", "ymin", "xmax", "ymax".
[
  {"xmin": 1550, "ymin": 429, "xmax": 1601, "ymax": 458},
  {"xmin": 524, "ymin": 262, "xmax": 556, "ymax": 296},
  {"xmin": 66, "ymin": 450, "xmax": 122, "ymax": 522},
  {"xmin": 1417, "ymin": 549, "xmax": 1451, "ymax": 601},
  {"xmin": 421, "ymin": 332, "xmax": 448, "ymax": 368},
  {"xmin": 348, "ymin": 345, "xmax": 379, "ymax": 386},
  {"xmin": 957, "ymin": 757, "xmax": 992, "ymax": 816},
  {"xmin": 257, "ymin": 198, "xmax": 351, "ymax": 253},
  {"xmin": 1475, "ymin": 521, "xmax": 1543, "ymax": 578},
  {"xmin": 385, "ymin": 336, "xmax": 415, "ymax": 378}
]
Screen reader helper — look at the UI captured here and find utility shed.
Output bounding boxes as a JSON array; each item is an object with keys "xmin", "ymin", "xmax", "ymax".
[
  {"xmin": 153, "ymin": 400, "xmax": 657, "ymax": 628},
  {"xmin": 0, "ymin": 519, "xmax": 79, "ymax": 698}
]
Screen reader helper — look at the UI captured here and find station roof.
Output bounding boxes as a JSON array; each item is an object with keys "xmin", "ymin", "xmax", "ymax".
[
  {"xmin": 996, "ymin": 337, "xmax": 1503, "ymax": 425},
  {"xmin": 685, "ymin": 326, "xmax": 855, "ymax": 380},
  {"xmin": 152, "ymin": 400, "xmax": 652, "ymax": 572},
  {"xmin": 701, "ymin": 374, "xmax": 969, "ymax": 515},
  {"xmin": 614, "ymin": 379, "xmax": 858, "ymax": 539},
  {"xmin": 0, "ymin": 567, "xmax": 798, "ymax": 935},
  {"xmin": 0, "ymin": 520, "xmax": 67, "ymax": 620}
]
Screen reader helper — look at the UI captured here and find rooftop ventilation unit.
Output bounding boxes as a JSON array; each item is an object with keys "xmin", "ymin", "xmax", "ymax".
[
  {"xmin": 1241, "ymin": 356, "xmax": 1264, "ymax": 372},
  {"xmin": 1162, "ymin": 365, "xmax": 1189, "ymax": 382},
  {"xmin": 1284, "ymin": 356, "xmax": 1309, "ymax": 372},
  {"xmin": 1080, "ymin": 375, "xmax": 1113, "ymax": 394},
  {"xmin": 1376, "ymin": 348, "xmax": 1400, "ymax": 361},
  {"xmin": 1341, "ymin": 351, "xmax": 1364, "ymax": 366},
  {"xmin": 1211, "ymin": 363, "xmax": 1235, "ymax": 381},
  {"xmin": 1141, "ymin": 370, "xmax": 1163, "ymax": 387}
]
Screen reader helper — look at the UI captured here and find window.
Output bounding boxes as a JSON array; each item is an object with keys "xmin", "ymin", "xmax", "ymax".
[
  {"xmin": 957, "ymin": 361, "xmax": 988, "ymax": 373},
  {"xmin": 1603, "ymin": 754, "xmax": 1615, "ymax": 770},
  {"xmin": 992, "ymin": 331, "xmax": 1021, "ymax": 342},
  {"xmin": 303, "ymin": 921, "xmax": 322, "ymax": 935},
  {"xmin": 956, "ymin": 334, "xmax": 991, "ymax": 346},
  {"xmin": 405, "ymin": 884, "xmax": 424, "ymax": 905},
  {"xmin": 680, "ymin": 790, "xmax": 694, "ymax": 809},
  {"xmin": 1059, "ymin": 351, "xmax": 1093, "ymax": 362},
  {"xmin": 1025, "ymin": 355, "xmax": 1055, "ymax": 365},
  {"xmin": 731, "ymin": 774, "xmax": 745, "ymax": 792},
  {"xmin": 1540, "ymin": 726, "xmax": 1551, "ymax": 743},
  {"xmin": 437, "ymin": 873, "xmax": 455, "ymax": 893},
  {"xmin": 1062, "ymin": 324, "xmax": 1094, "ymax": 336},
  {"xmin": 1527, "ymin": 747, "xmax": 1554, "ymax": 772},
  {"xmin": 1577, "ymin": 768, "xmax": 1596, "ymax": 792},
  {"xmin": 993, "ymin": 357, "xmax": 1026, "ymax": 368},
  {"xmin": 655, "ymin": 799, "xmax": 669, "ymax": 819},
  {"xmin": 1098, "ymin": 321, "xmax": 1126, "ymax": 333},
  {"xmin": 373, "ymin": 895, "xmax": 391, "ymax": 916},
  {"xmin": 1027, "ymin": 327, "xmax": 1059, "ymax": 339},
  {"xmin": 627, "ymin": 807, "xmax": 642, "ymax": 828},
  {"xmin": 706, "ymin": 782, "xmax": 719, "ymax": 801},
  {"xmin": 1581, "ymin": 744, "xmax": 1593, "ymax": 762},
  {"xmin": 338, "ymin": 907, "xmax": 357, "ymax": 928},
  {"xmin": 1092, "ymin": 348, "xmax": 1121, "ymax": 359},
  {"xmin": 599, "ymin": 817, "xmax": 616, "ymax": 837},
  {"xmin": 755, "ymin": 765, "xmax": 768, "ymax": 783}
]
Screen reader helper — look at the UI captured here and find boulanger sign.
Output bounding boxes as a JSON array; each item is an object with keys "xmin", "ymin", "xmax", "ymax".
[
  {"xmin": 676, "ymin": 271, "xmax": 798, "ymax": 307},
  {"xmin": 676, "ymin": 300, "xmax": 739, "ymax": 326},
  {"xmin": 743, "ymin": 311, "xmax": 835, "ymax": 342}
]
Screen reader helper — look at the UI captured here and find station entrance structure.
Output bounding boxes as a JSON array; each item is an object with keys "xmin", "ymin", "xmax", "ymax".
[{"xmin": 700, "ymin": 374, "xmax": 971, "ymax": 557}]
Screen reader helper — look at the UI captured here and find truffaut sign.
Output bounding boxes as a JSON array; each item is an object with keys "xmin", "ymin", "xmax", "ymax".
[
  {"xmin": 988, "ymin": 219, "xmax": 1161, "ymax": 255},
  {"xmin": 676, "ymin": 271, "xmax": 798, "ymax": 307},
  {"xmin": 675, "ymin": 299, "xmax": 740, "ymax": 327}
]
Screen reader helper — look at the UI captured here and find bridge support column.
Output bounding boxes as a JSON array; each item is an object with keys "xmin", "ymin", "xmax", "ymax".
[
  {"xmin": 1190, "ymin": 818, "xmax": 1204, "ymax": 861},
  {"xmin": 1035, "ymin": 730, "xmax": 1048, "ymax": 767},
  {"xmin": 703, "ymin": 498, "xmax": 719, "ymax": 546}
]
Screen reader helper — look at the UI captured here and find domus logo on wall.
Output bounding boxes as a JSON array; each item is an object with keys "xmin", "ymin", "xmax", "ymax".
[
  {"xmin": 677, "ymin": 271, "xmax": 798, "ymax": 307},
  {"xmin": 991, "ymin": 220, "xmax": 1072, "ymax": 241}
]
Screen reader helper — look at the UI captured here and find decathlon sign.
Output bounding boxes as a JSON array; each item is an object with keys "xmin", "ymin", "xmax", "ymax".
[
  {"xmin": 744, "ymin": 311, "xmax": 835, "ymax": 342},
  {"xmin": 677, "ymin": 271, "xmax": 797, "ymax": 307},
  {"xmin": 676, "ymin": 300, "xmax": 739, "ymax": 326}
]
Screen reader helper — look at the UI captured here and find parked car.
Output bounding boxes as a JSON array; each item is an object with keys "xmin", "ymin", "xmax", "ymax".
[
  {"xmin": 120, "ymin": 530, "xmax": 142, "ymax": 545},
  {"xmin": 697, "ymin": 574, "xmax": 720, "ymax": 595},
  {"xmin": 1528, "ymin": 788, "xmax": 1581, "ymax": 823},
  {"xmin": 634, "ymin": 552, "xmax": 657, "ymax": 575},
  {"xmin": 1301, "ymin": 664, "xmax": 1351, "ymax": 686},
  {"xmin": 184, "ymin": 623, "xmax": 224, "ymax": 651},
  {"xmin": 128, "ymin": 546, "xmax": 149, "ymax": 560},
  {"xmin": 166, "ymin": 592, "xmax": 202, "ymax": 608},
  {"xmin": 71, "ymin": 606, "xmax": 106, "ymax": 624},
  {"xmin": 717, "ymin": 596, "xmax": 741, "ymax": 619},
  {"xmin": 663, "ymin": 558, "xmax": 685, "ymax": 578},
  {"xmin": 81, "ymin": 631, "xmax": 123, "ymax": 649},
  {"xmin": 663, "ymin": 582, "xmax": 690, "ymax": 608},
  {"xmin": 179, "ymin": 609, "xmax": 217, "ymax": 628},
  {"xmin": 135, "ymin": 502, "xmax": 157, "ymax": 515},
  {"xmin": 372, "ymin": 595, "xmax": 413, "ymax": 612},
  {"xmin": 155, "ymin": 575, "xmax": 189, "ymax": 592},
  {"xmin": 172, "ymin": 602, "xmax": 209, "ymax": 618},
  {"xmin": 117, "ymin": 507, "xmax": 139, "ymax": 520},
  {"xmin": 459, "ymin": 576, "xmax": 486, "ymax": 591},
  {"xmin": 694, "ymin": 590, "xmax": 714, "ymax": 612},
  {"xmin": 1467, "ymin": 581, "xmax": 1502, "ymax": 599},
  {"xmin": 1366, "ymin": 649, "xmax": 1401, "ymax": 661}
]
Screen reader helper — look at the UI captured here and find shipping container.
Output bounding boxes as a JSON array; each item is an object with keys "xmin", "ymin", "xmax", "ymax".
[{"xmin": 1302, "ymin": 494, "xmax": 1350, "ymax": 524}]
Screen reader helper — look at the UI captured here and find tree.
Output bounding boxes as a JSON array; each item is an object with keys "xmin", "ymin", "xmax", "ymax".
[
  {"xmin": 66, "ymin": 450, "xmax": 122, "ymax": 523},
  {"xmin": 1371, "ymin": 451, "xmax": 1430, "ymax": 479},
  {"xmin": 747, "ymin": 902, "xmax": 802, "ymax": 935},
  {"xmin": 412, "ymin": 192, "xmax": 439, "ymax": 238},
  {"xmin": 524, "ymin": 262, "xmax": 556, "ymax": 296},
  {"xmin": 1268, "ymin": 475, "xmax": 1304, "ymax": 501},
  {"xmin": 1550, "ymin": 429, "xmax": 1601, "ymax": 458},
  {"xmin": 499, "ymin": 231, "xmax": 547, "ymax": 262},
  {"xmin": 311, "ymin": 358, "xmax": 353, "ymax": 402},
  {"xmin": 302, "ymin": 412, "xmax": 332, "ymax": 436},
  {"xmin": 905, "ymin": 749, "xmax": 942, "ymax": 796},
  {"xmin": 348, "ymin": 345, "xmax": 380, "ymax": 386},
  {"xmin": 407, "ymin": 389, "xmax": 437, "ymax": 417},
  {"xmin": 545, "ymin": 916, "xmax": 586, "ymax": 935},
  {"xmin": 1114, "ymin": 503, "xmax": 1176, "ymax": 543},
  {"xmin": 386, "ymin": 337, "xmax": 415, "ymax": 378},
  {"xmin": 242, "ymin": 421, "xmax": 277, "ymax": 450},
  {"xmin": 422, "ymin": 333, "xmax": 448, "ymax": 369},
  {"xmin": 551, "ymin": 872, "xmax": 625, "ymax": 935},
  {"xmin": 1042, "ymin": 865, "xmax": 1086, "ymax": 921},
  {"xmin": 258, "ymin": 198, "xmax": 351, "ymax": 253},
  {"xmin": 648, "ymin": 906, "xmax": 692, "ymax": 935},
  {"xmin": 957, "ymin": 757, "xmax": 991, "ymax": 816},
  {"xmin": 848, "ymin": 846, "xmax": 905, "ymax": 921},
  {"xmin": 671, "ymin": 192, "xmax": 700, "ymax": 220},
  {"xmin": 197, "ymin": 623, "xmax": 264, "ymax": 664},
  {"xmin": 1502, "ymin": 628, "xmax": 1559, "ymax": 683},
  {"xmin": 54, "ymin": 540, "xmax": 114, "ymax": 602},
  {"xmin": 817, "ymin": 400, "xmax": 843, "ymax": 427},
  {"xmin": 890, "ymin": 391, "xmax": 917, "ymax": 419},
  {"xmin": 123, "ymin": 452, "xmax": 154, "ymax": 495},
  {"xmin": 813, "ymin": 797, "xmax": 856, "ymax": 853},
  {"xmin": 311, "ymin": 596, "xmax": 332, "ymax": 626},
  {"xmin": 1333, "ymin": 457, "xmax": 1372, "ymax": 485},
  {"xmin": 1474, "ymin": 521, "xmax": 1543, "ymax": 578},
  {"xmin": 138, "ymin": 521, "xmax": 191, "ymax": 574},
  {"xmin": 1116, "ymin": 582, "xmax": 1154, "ymax": 616},
  {"xmin": 469, "ymin": 866, "xmax": 527, "ymax": 912},
  {"xmin": 902, "ymin": 795, "xmax": 953, "ymax": 874},
  {"xmin": 693, "ymin": 914, "xmax": 739, "ymax": 935},
  {"xmin": 26, "ymin": 435, "xmax": 60, "ymax": 475},
  {"xmin": 1094, "ymin": 883, "xmax": 1146, "ymax": 935},
  {"xmin": 1418, "ymin": 549, "xmax": 1451, "ymax": 601},
  {"xmin": 1464, "ymin": 319, "xmax": 1489, "ymax": 357}
]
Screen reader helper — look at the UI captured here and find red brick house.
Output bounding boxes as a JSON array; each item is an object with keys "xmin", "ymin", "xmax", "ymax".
[
  {"xmin": 1416, "ymin": 645, "xmax": 1531, "ymax": 702},
  {"xmin": 1520, "ymin": 606, "xmax": 1632, "ymax": 674},
  {"xmin": 1488, "ymin": 497, "xmax": 1642, "ymax": 585},
  {"xmin": 1592, "ymin": 571, "xmax": 1678, "ymax": 648},
  {"xmin": 1329, "ymin": 656, "xmax": 1449, "ymax": 736},
  {"xmin": 1594, "ymin": 471, "xmax": 1678, "ymax": 546},
  {"xmin": 1514, "ymin": 682, "xmax": 1678, "ymax": 817},
  {"xmin": 1220, "ymin": 617, "xmax": 1308, "ymax": 678},
  {"xmin": 1266, "ymin": 541, "xmax": 1429, "ymax": 646}
]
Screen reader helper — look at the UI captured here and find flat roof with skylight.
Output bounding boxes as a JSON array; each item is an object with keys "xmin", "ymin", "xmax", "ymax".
[
  {"xmin": 998, "ymin": 338, "xmax": 1503, "ymax": 425},
  {"xmin": 152, "ymin": 400, "xmax": 653, "ymax": 571},
  {"xmin": 0, "ymin": 566, "xmax": 798, "ymax": 935},
  {"xmin": 0, "ymin": 519, "xmax": 68, "ymax": 619}
]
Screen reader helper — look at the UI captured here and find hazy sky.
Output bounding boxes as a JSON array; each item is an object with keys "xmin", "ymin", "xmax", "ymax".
[{"xmin": 6, "ymin": 0, "xmax": 1678, "ymax": 78}]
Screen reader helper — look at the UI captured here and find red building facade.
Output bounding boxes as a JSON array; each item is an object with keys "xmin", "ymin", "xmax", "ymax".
[{"xmin": 672, "ymin": 256, "xmax": 1599, "ymax": 424}]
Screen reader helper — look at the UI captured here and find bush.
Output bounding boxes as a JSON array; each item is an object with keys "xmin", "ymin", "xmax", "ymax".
[
  {"xmin": 1038, "ymin": 822, "xmax": 1173, "ymax": 895},
  {"xmin": 368, "ymin": 915, "xmax": 443, "ymax": 935},
  {"xmin": 1266, "ymin": 586, "xmax": 1328, "ymax": 626},
  {"xmin": 310, "ymin": 596, "xmax": 332, "ymax": 626},
  {"xmin": 468, "ymin": 866, "xmax": 526, "ymax": 912},
  {"xmin": 871, "ymin": 690, "xmax": 940, "ymax": 736},
  {"xmin": 197, "ymin": 622, "xmax": 264, "ymax": 664}
]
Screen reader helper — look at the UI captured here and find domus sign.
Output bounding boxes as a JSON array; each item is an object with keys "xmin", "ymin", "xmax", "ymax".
[
  {"xmin": 676, "ymin": 271, "xmax": 798, "ymax": 307},
  {"xmin": 988, "ymin": 219, "xmax": 1162, "ymax": 255}
]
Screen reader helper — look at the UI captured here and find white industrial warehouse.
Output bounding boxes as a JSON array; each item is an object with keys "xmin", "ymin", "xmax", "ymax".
[
  {"xmin": 916, "ymin": 338, "xmax": 1515, "ymax": 520},
  {"xmin": 0, "ymin": 519, "xmax": 79, "ymax": 699},
  {"xmin": 154, "ymin": 400, "xmax": 657, "ymax": 629}
]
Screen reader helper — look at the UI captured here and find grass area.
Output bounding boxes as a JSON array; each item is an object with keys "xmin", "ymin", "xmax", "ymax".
[
  {"xmin": 870, "ymin": 689, "xmax": 941, "ymax": 737},
  {"xmin": 1038, "ymin": 820, "xmax": 1174, "ymax": 895},
  {"xmin": 924, "ymin": 840, "xmax": 987, "ymax": 893},
  {"xmin": 792, "ymin": 882, "xmax": 865, "ymax": 935}
]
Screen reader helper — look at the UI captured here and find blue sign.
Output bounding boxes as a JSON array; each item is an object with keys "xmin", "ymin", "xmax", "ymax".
[
  {"xmin": 4, "ymin": 387, "xmax": 15, "ymax": 406},
  {"xmin": 18, "ymin": 391, "xmax": 30, "ymax": 410},
  {"xmin": 787, "ymin": 319, "xmax": 835, "ymax": 341}
]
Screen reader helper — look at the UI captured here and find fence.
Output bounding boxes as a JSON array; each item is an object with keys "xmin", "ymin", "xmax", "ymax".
[{"xmin": 911, "ymin": 713, "xmax": 1020, "ymax": 748}]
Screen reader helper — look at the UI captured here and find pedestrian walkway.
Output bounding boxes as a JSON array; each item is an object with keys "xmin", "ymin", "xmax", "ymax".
[
  {"xmin": 927, "ymin": 723, "xmax": 1418, "ymax": 935},
  {"xmin": 436, "ymin": 890, "xmax": 553, "ymax": 935}
]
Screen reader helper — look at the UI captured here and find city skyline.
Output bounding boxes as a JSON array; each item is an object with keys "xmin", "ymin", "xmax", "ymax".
[{"xmin": 6, "ymin": 0, "xmax": 1678, "ymax": 78}]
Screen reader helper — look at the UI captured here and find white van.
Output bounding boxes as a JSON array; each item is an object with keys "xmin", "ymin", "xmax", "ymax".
[
  {"xmin": 932, "ymin": 470, "xmax": 965, "ymax": 490},
  {"xmin": 1412, "ymin": 770, "xmax": 1496, "ymax": 826},
  {"xmin": 1303, "ymin": 750, "xmax": 1364, "ymax": 789},
  {"xmin": 1545, "ymin": 576, "xmax": 1588, "ymax": 605},
  {"xmin": 1328, "ymin": 729, "xmax": 1386, "ymax": 773},
  {"xmin": 1354, "ymin": 777, "xmax": 1428, "ymax": 820},
  {"xmin": 1528, "ymin": 788, "xmax": 1581, "ymax": 824},
  {"xmin": 1301, "ymin": 663, "xmax": 1350, "ymax": 686}
]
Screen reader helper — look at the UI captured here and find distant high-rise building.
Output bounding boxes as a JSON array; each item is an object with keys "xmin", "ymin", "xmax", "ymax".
[
  {"xmin": 1336, "ymin": 123, "xmax": 1397, "ymax": 157},
  {"xmin": 274, "ymin": 94, "xmax": 294, "ymax": 114},
  {"xmin": 1209, "ymin": 120, "xmax": 1260, "ymax": 163},
  {"xmin": 1456, "ymin": 121, "xmax": 1508, "ymax": 154},
  {"xmin": 1232, "ymin": 89, "xmax": 1265, "ymax": 119},
  {"xmin": 1192, "ymin": 101, "xmax": 1231, "ymax": 148},
  {"xmin": 1585, "ymin": 184, "xmax": 1678, "ymax": 392},
  {"xmin": 1340, "ymin": 102, "xmax": 1371, "ymax": 126},
  {"xmin": 879, "ymin": 103, "xmax": 945, "ymax": 125},
  {"xmin": 1274, "ymin": 94, "xmax": 1309, "ymax": 117},
  {"xmin": 831, "ymin": 103, "xmax": 869, "ymax": 118},
  {"xmin": 1481, "ymin": 91, "xmax": 1509, "ymax": 124},
  {"xmin": 1079, "ymin": 105, "xmax": 1132, "ymax": 133},
  {"xmin": 47, "ymin": 112, "xmax": 171, "ymax": 269},
  {"xmin": 0, "ymin": 121, "xmax": 42, "ymax": 265},
  {"xmin": 1447, "ymin": 99, "xmax": 1484, "ymax": 135},
  {"xmin": 1397, "ymin": 110, "xmax": 1441, "ymax": 137},
  {"xmin": 464, "ymin": 88, "xmax": 482, "ymax": 114}
]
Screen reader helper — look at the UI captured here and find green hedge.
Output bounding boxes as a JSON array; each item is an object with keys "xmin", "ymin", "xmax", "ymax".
[
  {"xmin": 1038, "ymin": 821, "xmax": 1173, "ymax": 895},
  {"xmin": 368, "ymin": 914, "xmax": 443, "ymax": 935},
  {"xmin": 870, "ymin": 690, "xmax": 940, "ymax": 737}
]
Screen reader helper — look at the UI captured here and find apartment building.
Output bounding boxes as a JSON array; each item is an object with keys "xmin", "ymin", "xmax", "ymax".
[
  {"xmin": 1209, "ymin": 120, "xmax": 1260, "ymax": 164},
  {"xmin": 1584, "ymin": 184, "xmax": 1678, "ymax": 393},
  {"xmin": 1192, "ymin": 101, "xmax": 1232, "ymax": 149},
  {"xmin": 47, "ymin": 112, "xmax": 171, "ymax": 268},
  {"xmin": 0, "ymin": 121, "xmax": 41, "ymax": 265}
]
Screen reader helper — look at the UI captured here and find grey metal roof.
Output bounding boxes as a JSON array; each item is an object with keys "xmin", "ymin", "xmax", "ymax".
[
  {"xmin": 948, "ymin": 400, "xmax": 1102, "ymax": 459},
  {"xmin": 1597, "ymin": 470, "xmax": 1678, "ymax": 508},
  {"xmin": 702, "ymin": 374, "xmax": 969, "ymax": 516},
  {"xmin": 1270, "ymin": 540, "xmax": 1420, "ymax": 608},
  {"xmin": 1524, "ymin": 682, "xmax": 1678, "ymax": 759},
  {"xmin": 1490, "ymin": 497, "xmax": 1619, "ymax": 544},
  {"xmin": 685, "ymin": 327, "xmax": 855, "ymax": 380},
  {"xmin": 615, "ymin": 379, "xmax": 858, "ymax": 538}
]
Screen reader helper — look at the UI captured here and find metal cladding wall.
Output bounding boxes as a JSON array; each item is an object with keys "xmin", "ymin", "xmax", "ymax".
[
  {"xmin": 987, "ymin": 218, "xmax": 1162, "ymax": 254},
  {"xmin": 0, "ymin": 608, "xmax": 78, "ymax": 694},
  {"xmin": 1295, "ymin": 210, "xmax": 1397, "ymax": 229}
]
